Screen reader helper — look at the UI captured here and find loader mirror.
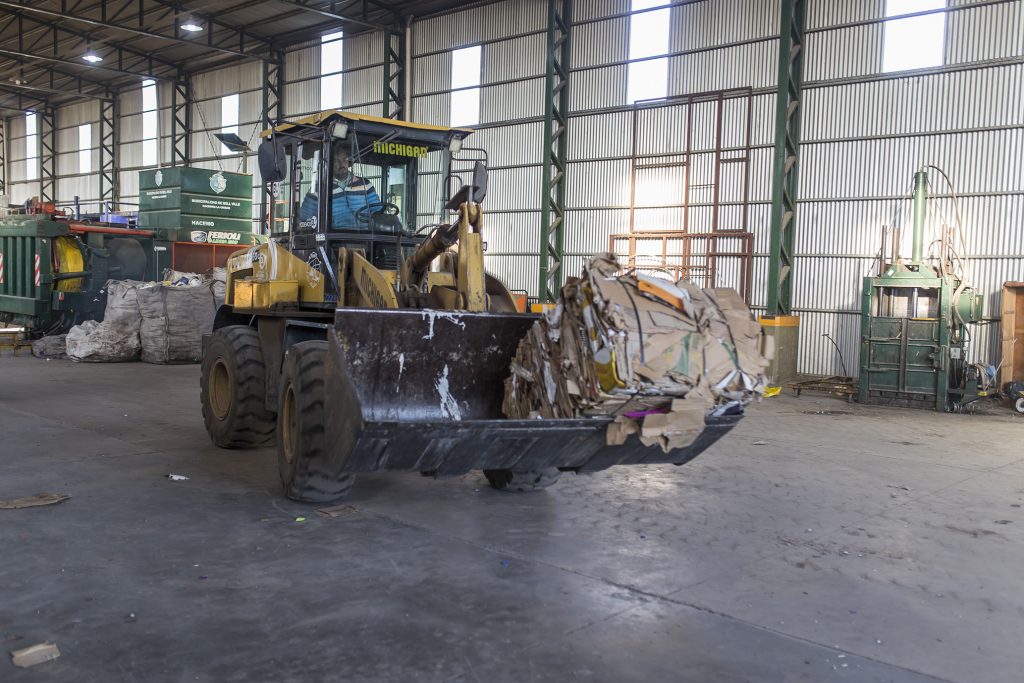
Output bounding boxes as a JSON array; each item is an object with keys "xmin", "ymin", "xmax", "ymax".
[
  {"xmin": 443, "ymin": 161, "xmax": 489, "ymax": 211},
  {"xmin": 471, "ymin": 161, "xmax": 488, "ymax": 204},
  {"xmin": 257, "ymin": 138, "xmax": 287, "ymax": 183}
]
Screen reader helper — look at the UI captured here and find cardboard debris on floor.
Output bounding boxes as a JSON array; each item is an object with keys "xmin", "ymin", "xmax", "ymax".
[
  {"xmin": 10, "ymin": 641, "xmax": 60, "ymax": 668},
  {"xmin": 316, "ymin": 504, "xmax": 359, "ymax": 518},
  {"xmin": 0, "ymin": 493, "xmax": 71, "ymax": 509},
  {"xmin": 503, "ymin": 253, "xmax": 772, "ymax": 451}
]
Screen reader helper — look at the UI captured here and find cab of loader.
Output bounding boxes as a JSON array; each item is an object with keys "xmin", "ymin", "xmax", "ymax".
[{"xmin": 258, "ymin": 111, "xmax": 474, "ymax": 286}]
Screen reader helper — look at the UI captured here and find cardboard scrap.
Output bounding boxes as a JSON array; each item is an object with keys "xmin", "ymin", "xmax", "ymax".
[
  {"xmin": 503, "ymin": 254, "xmax": 773, "ymax": 452},
  {"xmin": 10, "ymin": 642, "xmax": 60, "ymax": 668},
  {"xmin": 316, "ymin": 504, "xmax": 359, "ymax": 518},
  {"xmin": 0, "ymin": 493, "xmax": 70, "ymax": 510}
]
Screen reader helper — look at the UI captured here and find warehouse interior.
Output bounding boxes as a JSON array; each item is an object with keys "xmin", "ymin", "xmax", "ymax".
[{"xmin": 1, "ymin": 0, "xmax": 1022, "ymax": 681}]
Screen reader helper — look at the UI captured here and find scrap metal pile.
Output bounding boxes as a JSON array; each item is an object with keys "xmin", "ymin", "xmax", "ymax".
[{"xmin": 503, "ymin": 254, "xmax": 772, "ymax": 451}]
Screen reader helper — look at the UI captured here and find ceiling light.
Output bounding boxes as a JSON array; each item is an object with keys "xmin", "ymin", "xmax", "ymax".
[
  {"xmin": 181, "ymin": 18, "xmax": 203, "ymax": 32},
  {"xmin": 83, "ymin": 52, "xmax": 103, "ymax": 63}
]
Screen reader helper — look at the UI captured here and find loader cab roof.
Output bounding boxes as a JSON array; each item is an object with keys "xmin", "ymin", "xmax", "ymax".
[
  {"xmin": 264, "ymin": 111, "xmax": 473, "ymax": 255},
  {"xmin": 260, "ymin": 110, "xmax": 474, "ymax": 150}
]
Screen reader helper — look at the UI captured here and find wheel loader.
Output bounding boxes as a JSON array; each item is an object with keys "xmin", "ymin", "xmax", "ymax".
[{"xmin": 200, "ymin": 110, "xmax": 740, "ymax": 502}]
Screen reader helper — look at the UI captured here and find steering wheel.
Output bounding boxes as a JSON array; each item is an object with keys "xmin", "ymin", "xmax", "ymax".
[{"xmin": 354, "ymin": 202, "xmax": 400, "ymax": 224}]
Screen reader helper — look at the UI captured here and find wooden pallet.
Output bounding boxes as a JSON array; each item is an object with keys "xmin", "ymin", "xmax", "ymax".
[{"xmin": 0, "ymin": 327, "xmax": 31, "ymax": 356}]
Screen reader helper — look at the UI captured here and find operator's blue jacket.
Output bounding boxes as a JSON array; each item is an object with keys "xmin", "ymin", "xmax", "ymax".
[{"xmin": 299, "ymin": 175, "xmax": 381, "ymax": 229}]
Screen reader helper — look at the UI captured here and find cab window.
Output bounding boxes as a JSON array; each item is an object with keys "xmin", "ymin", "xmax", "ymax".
[
  {"xmin": 328, "ymin": 139, "xmax": 420, "ymax": 234},
  {"xmin": 295, "ymin": 142, "xmax": 322, "ymax": 233},
  {"xmin": 269, "ymin": 145, "xmax": 293, "ymax": 235}
]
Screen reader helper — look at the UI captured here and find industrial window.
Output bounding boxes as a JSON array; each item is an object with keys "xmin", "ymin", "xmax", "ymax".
[
  {"xmin": 78, "ymin": 123, "xmax": 91, "ymax": 174},
  {"xmin": 450, "ymin": 45, "xmax": 481, "ymax": 127},
  {"xmin": 141, "ymin": 79, "xmax": 158, "ymax": 167},
  {"xmin": 221, "ymin": 93, "xmax": 239, "ymax": 155},
  {"xmin": 883, "ymin": 0, "xmax": 946, "ymax": 72},
  {"xmin": 627, "ymin": 0, "xmax": 670, "ymax": 103},
  {"xmin": 24, "ymin": 112, "xmax": 38, "ymax": 180},
  {"xmin": 321, "ymin": 31, "xmax": 344, "ymax": 110}
]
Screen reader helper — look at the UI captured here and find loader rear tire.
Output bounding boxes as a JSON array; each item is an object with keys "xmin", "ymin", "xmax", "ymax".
[
  {"xmin": 278, "ymin": 341, "xmax": 354, "ymax": 503},
  {"xmin": 484, "ymin": 467, "xmax": 562, "ymax": 492},
  {"xmin": 201, "ymin": 325, "xmax": 276, "ymax": 449}
]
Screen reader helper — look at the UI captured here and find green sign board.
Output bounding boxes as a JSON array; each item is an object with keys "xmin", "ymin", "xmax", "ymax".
[
  {"xmin": 138, "ymin": 167, "xmax": 252, "ymax": 199},
  {"xmin": 138, "ymin": 211, "xmax": 253, "ymax": 236},
  {"xmin": 140, "ymin": 188, "xmax": 251, "ymax": 218},
  {"xmin": 138, "ymin": 167, "xmax": 254, "ymax": 241}
]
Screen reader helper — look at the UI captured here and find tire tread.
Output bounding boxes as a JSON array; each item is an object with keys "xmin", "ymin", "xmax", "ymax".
[
  {"xmin": 278, "ymin": 341, "xmax": 353, "ymax": 503},
  {"xmin": 200, "ymin": 325, "xmax": 276, "ymax": 449}
]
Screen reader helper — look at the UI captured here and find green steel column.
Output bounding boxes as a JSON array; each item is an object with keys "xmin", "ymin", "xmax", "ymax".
[
  {"xmin": 383, "ymin": 30, "xmax": 406, "ymax": 120},
  {"xmin": 538, "ymin": 0, "xmax": 573, "ymax": 303},
  {"xmin": 766, "ymin": 0, "xmax": 807, "ymax": 316},
  {"xmin": 171, "ymin": 71, "xmax": 192, "ymax": 167},
  {"xmin": 911, "ymin": 170, "xmax": 927, "ymax": 264},
  {"xmin": 38, "ymin": 108, "xmax": 56, "ymax": 205},
  {"xmin": 261, "ymin": 53, "xmax": 283, "ymax": 131},
  {"xmin": 260, "ymin": 52, "xmax": 283, "ymax": 235},
  {"xmin": 0, "ymin": 116, "xmax": 5, "ymax": 197},
  {"xmin": 99, "ymin": 91, "xmax": 119, "ymax": 210}
]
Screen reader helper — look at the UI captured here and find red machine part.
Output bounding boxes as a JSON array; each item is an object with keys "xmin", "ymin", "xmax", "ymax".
[{"xmin": 66, "ymin": 222, "xmax": 156, "ymax": 238}]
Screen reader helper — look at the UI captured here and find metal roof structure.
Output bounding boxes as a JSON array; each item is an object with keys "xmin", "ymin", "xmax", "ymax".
[{"xmin": 0, "ymin": 0, "xmax": 480, "ymax": 114}]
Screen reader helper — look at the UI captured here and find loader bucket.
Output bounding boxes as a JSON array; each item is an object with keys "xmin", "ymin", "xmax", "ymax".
[{"xmin": 316, "ymin": 309, "xmax": 740, "ymax": 480}]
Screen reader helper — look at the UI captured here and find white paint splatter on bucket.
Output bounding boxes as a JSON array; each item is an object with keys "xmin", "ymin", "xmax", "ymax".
[
  {"xmin": 435, "ymin": 365, "xmax": 462, "ymax": 421},
  {"xmin": 421, "ymin": 310, "xmax": 467, "ymax": 340}
]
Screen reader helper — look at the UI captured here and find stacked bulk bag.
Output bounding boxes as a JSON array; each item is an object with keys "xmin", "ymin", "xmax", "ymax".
[
  {"xmin": 137, "ymin": 279, "xmax": 223, "ymax": 364},
  {"xmin": 66, "ymin": 280, "xmax": 147, "ymax": 362}
]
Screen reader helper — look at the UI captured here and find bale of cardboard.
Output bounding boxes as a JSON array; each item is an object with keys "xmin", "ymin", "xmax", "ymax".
[{"xmin": 502, "ymin": 253, "xmax": 773, "ymax": 451}]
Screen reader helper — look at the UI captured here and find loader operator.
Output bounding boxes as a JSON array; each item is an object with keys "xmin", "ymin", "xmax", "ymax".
[{"xmin": 299, "ymin": 143, "xmax": 382, "ymax": 230}]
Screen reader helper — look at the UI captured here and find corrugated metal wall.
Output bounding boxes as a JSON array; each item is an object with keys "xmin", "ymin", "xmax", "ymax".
[
  {"xmin": 6, "ymin": 101, "xmax": 102, "ymax": 213},
  {"xmin": 796, "ymin": 0, "xmax": 1024, "ymax": 375},
  {"xmin": 1, "ymin": 0, "xmax": 1020, "ymax": 376}
]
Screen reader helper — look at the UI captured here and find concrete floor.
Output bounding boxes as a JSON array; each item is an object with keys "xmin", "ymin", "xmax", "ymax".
[{"xmin": 1, "ymin": 353, "xmax": 1022, "ymax": 683}]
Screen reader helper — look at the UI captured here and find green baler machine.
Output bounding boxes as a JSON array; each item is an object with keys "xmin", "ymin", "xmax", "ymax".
[
  {"xmin": 858, "ymin": 170, "xmax": 983, "ymax": 411},
  {"xmin": 0, "ymin": 168, "xmax": 261, "ymax": 334},
  {"xmin": 0, "ymin": 214, "xmax": 167, "ymax": 332}
]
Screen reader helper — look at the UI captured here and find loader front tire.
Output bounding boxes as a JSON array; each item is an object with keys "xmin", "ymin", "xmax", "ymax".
[
  {"xmin": 278, "ymin": 341, "xmax": 354, "ymax": 503},
  {"xmin": 484, "ymin": 467, "xmax": 562, "ymax": 492},
  {"xmin": 201, "ymin": 325, "xmax": 276, "ymax": 448}
]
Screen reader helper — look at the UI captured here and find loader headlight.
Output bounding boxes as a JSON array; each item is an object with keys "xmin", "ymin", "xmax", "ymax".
[
  {"xmin": 331, "ymin": 122, "xmax": 349, "ymax": 140},
  {"xmin": 448, "ymin": 136, "xmax": 463, "ymax": 154}
]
